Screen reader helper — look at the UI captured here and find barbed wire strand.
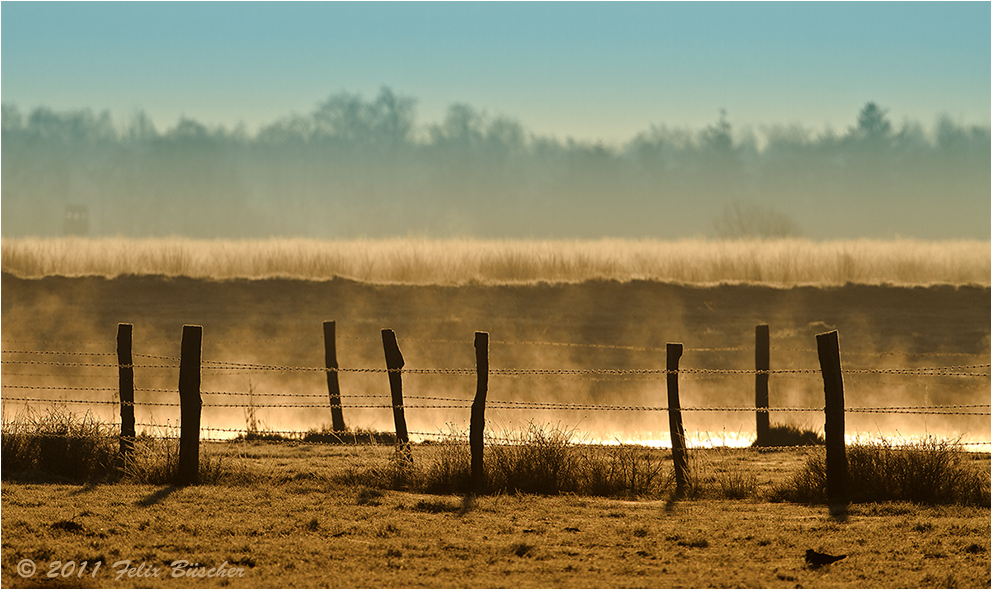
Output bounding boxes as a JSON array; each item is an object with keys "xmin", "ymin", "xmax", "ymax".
[{"xmin": 4, "ymin": 395, "xmax": 988, "ymax": 415}]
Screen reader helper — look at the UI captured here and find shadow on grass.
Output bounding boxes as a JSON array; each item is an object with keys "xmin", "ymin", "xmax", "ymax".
[{"xmin": 136, "ymin": 485, "xmax": 180, "ymax": 507}]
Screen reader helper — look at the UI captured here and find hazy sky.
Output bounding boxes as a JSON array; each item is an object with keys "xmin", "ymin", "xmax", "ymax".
[{"xmin": 2, "ymin": 1, "xmax": 990, "ymax": 144}]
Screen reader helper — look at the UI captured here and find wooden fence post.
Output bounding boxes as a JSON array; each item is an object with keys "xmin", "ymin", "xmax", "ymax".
[
  {"xmin": 471, "ymin": 332, "xmax": 489, "ymax": 493},
  {"xmin": 323, "ymin": 321, "xmax": 346, "ymax": 432},
  {"xmin": 117, "ymin": 323, "xmax": 135, "ymax": 471},
  {"xmin": 381, "ymin": 329, "xmax": 412, "ymax": 463},
  {"xmin": 755, "ymin": 324, "xmax": 770, "ymax": 446},
  {"xmin": 816, "ymin": 330, "xmax": 847, "ymax": 505},
  {"xmin": 177, "ymin": 325, "xmax": 202, "ymax": 485},
  {"xmin": 667, "ymin": 342, "xmax": 689, "ymax": 498}
]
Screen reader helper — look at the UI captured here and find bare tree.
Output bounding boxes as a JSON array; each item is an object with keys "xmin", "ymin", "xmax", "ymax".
[{"xmin": 713, "ymin": 201, "xmax": 803, "ymax": 239}]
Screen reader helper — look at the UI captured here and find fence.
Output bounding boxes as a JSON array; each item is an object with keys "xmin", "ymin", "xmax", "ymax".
[{"xmin": 2, "ymin": 321, "xmax": 990, "ymax": 500}]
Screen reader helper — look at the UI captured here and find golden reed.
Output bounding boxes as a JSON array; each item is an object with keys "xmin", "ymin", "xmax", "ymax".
[{"xmin": 2, "ymin": 237, "xmax": 988, "ymax": 286}]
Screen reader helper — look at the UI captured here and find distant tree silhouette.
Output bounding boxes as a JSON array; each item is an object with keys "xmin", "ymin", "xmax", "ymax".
[
  {"xmin": 701, "ymin": 108, "xmax": 734, "ymax": 154},
  {"xmin": 430, "ymin": 103, "xmax": 485, "ymax": 147},
  {"xmin": 1, "ymin": 94, "xmax": 988, "ymax": 239},
  {"xmin": 313, "ymin": 87, "xmax": 417, "ymax": 147},
  {"xmin": 852, "ymin": 102, "xmax": 893, "ymax": 144},
  {"xmin": 124, "ymin": 110, "xmax": 159, "ymax": 143},
  {"xmin": 1, "ymin": 103, "xmax": 23, "ymax": 132},
  {"xmin": 371, "ymin": 87, "xmax": 416, "ymax": 146}
]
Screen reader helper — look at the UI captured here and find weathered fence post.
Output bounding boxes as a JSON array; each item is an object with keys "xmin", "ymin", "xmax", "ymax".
[
  {"xmin": 323, "ymin": 321, "xmax": 346, "ymax": 432},
  {"xmin": 381, "ymin": 329, "xmax": 412, "ymax": 463},
  {"xmin": 117, "ymin": 323, "xmax": 135, "ymax": 471},
  {"xmin": 816, "ymin": 330, "xmax": 847, "ymax": 505},
  {"xmin": 176, "ymin": 325, "xmax": 202, "ymax": 485},
  {"xmin": 755, "ymin": 324, "xmax": 770, "ymax": 446},
  {"xmin": 471, "ymin": 332, "xmax": 489, "ymax": 493},
  {"xmin": 667, "ymin": 342, "xmax": 689, "ymax": 498}
]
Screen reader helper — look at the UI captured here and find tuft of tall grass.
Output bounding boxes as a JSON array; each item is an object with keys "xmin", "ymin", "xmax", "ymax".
[
  {"xmin": 773, "ymin": 437, "xmax": 990, "ymax": 506},
  {"xmin": 485, "ymin": 424, "xmax": 585, "ymax": 495},
  {"xmin": 124, "ymin": 435, "xmax": 240, "ymax": 485},
  {"xmin": 2, "ymin": 408, "xmax": 254, "ymax": 485},
  {"xmin": 3, "ymin": 237, "xmax": 988, "ymax": 286},
  {"xmin": 344, "ymin": 423, "xmax": 674, "ymax": 498},
  {"xmin": 1, "ymin": 407, "xmax": 117, "ymax": 482},
  {"xmin": 582, "ymin": 443, "xmax": 670, "ymax": 498},
  {"xmin": 680, "ymin": 449, "xmax": 759, "ymax": 500}
]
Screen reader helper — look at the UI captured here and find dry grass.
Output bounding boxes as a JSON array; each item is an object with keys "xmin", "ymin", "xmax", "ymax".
[
  {"xmin": 2, "ymin": 237, "xmax": 988, "ymax": 286},
  {"xmin": 1, "ymin": 441, "xmax": 989, "ymax": 588},
  {"xmin": 774, "ymin": 438, "xmax": 992, "ymax": 506},
  {"xmin": 1, "ymin": 408, "xmax": 256, "ymax": 486},
  {"xmin": 1, "ymin": 406, "xmax": 118, "ymax": 482}
]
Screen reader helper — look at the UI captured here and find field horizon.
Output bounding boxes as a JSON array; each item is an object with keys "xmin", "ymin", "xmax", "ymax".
[{"xmin": 2, "ymin": 237, "xmax": 989, "ymax": 287}]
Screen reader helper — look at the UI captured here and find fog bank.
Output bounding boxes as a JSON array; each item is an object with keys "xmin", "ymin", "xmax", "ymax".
[{"xmin": 2, "ymin": 90, "xmax": 989, "ymax": 240}]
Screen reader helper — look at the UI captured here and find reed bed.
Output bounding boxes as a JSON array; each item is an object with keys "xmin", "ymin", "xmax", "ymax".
[{"xmin": 1, "ymin": 237, "xmax": 988, "ymax": 286}]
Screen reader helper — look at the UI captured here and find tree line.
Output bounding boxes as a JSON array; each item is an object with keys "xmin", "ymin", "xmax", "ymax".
[{"xmin": 2, "ymin": 88, "xmax": 989, "ymax": 239}]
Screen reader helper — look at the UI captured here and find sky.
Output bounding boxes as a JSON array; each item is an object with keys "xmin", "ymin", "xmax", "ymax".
[{"xmin": 2, "ymin": 1, "xmax": 990, "ymax": 145}]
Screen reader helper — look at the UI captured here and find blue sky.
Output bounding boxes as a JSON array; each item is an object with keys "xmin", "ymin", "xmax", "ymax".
[{"xmin": 2, "ymin": 1, "xmax": 990, "ymax": 144}]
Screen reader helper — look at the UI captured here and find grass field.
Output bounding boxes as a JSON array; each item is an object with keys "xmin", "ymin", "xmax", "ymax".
[
  {"xmin": 2, "ymin": 237, "xmax": 989, "ymax": 286},
  {"xmin": 1, "ymin": 441, "xmax": 990, "ymax": 589},
  {"xmin": 1, "ymin": 237, "xmax": 990, "ymax": 587}
]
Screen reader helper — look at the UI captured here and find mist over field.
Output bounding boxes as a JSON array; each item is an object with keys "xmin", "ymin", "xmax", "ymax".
[{"xmin": 2, "ymin": 90, "xmax": 989, "ymax": 241}]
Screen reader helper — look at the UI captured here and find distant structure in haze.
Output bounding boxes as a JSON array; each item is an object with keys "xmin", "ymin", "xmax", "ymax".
[{"xmin": 63, "ymin": 205, "xmax": 90, "ymax": 236}]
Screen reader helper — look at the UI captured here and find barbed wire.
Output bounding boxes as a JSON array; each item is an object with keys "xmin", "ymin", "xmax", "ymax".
[
  {"xmin": 133, "ymin": 353, "xmax": 181, "ymax": 362},
  {"xmin": 2, "ymin": 385, "xmax": 120, "ymax": 392},
  {"xmin": 0, "ymin": 372, "xmax": 115, "ymax": 378},
  {"xmin": 2, "ymin": 397, "xmax": 119, "ymax": 406},
  {"xmin": 4, "ymin": 348, "xmax": 988, "ymax": 380},
  {"xmin": 6, "ymin": 393, "xmax": 986, "ymax": 416},
  {"xmin": 2, "ymin": 359, "xmax": 124, "ymax": 368},
  {"xmin": 5, "ymin": 343, "xmax": 987, "ymax": 361},
  {"xmin": 1, "ymin": 350, "xmax": 116, "ymax": 357},
  {"xmin": 842, "ymin": 365, "xmax": 990, "ymax": 376}
]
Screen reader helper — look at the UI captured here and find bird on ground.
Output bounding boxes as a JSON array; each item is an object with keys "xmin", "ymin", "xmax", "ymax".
[{"xmin": 805, "ymin": 549, "xmax": 846, "ymax": 568}]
